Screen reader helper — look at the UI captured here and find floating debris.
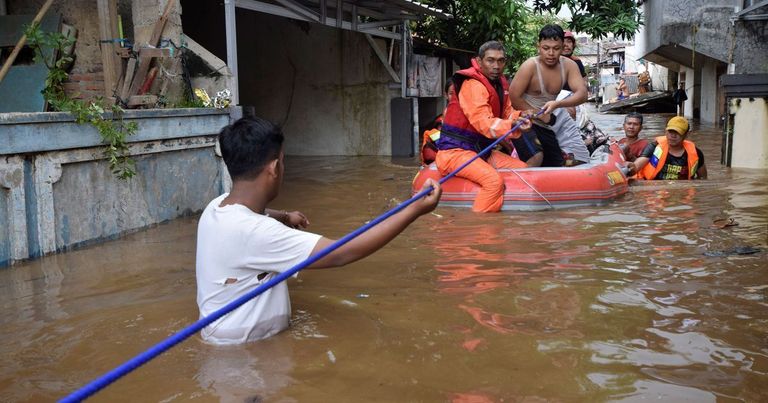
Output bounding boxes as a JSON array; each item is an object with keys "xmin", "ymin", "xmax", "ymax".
[
  {"xmin": 712, "ymin": 217, "xmax": 739, "ymax": 229},
  {"xmin": 704, "ymin": 246, "xmax": 762, "ymax": 257}
]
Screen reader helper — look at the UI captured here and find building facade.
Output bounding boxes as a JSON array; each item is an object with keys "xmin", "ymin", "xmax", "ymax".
[{"xmin": 636, "ymin": 0, "xmax": 768, "ymax": 123}]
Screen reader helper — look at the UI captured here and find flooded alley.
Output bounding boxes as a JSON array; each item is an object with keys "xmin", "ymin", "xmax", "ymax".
[{"xmin": 1, "ymin": 108, "xmax": 767, "ymax": 402}]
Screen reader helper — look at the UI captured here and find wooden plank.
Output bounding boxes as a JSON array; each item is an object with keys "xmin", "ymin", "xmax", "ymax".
[
  {"xmin": 117, "ymin": 47, "xmax": 131, "ymax": 58},
  {"xmin": 97, "ymin": 0, "xmax": 121, "ymax": 99},
  {"xmin": 120, "ymin": 58, "xmax": 137, "ymax": 101},
  {"xmin": 139, "ymin": 47, "xmax": 172, "ymax": 58},
  {"xmin": 127, "ymin": 94, "xmax": 157, "ymax": 107},
  {"xmin": 127, "ymin": 0, "xmax": 176, "ymax": 97},
  {"xmin": 107, "ymin": 0, "xmax": 123, "ymax": 92}
]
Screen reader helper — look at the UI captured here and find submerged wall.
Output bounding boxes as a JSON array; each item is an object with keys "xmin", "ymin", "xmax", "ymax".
[{"xmin": 0, "ymin": 108, "xmax": 233, "ymax": 267}]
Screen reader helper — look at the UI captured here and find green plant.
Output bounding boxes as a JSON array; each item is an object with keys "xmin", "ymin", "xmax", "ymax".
[
  {"xmin": 25, "ymin": 23, "xmax": 137, "ymax": 179},
  {"xmin": 531, "ymin": 0, "xmax": 642, "ymax": 40},
  {"xmin": 412, "ymin": 0, "xmax": 566, "ymax": 73}
]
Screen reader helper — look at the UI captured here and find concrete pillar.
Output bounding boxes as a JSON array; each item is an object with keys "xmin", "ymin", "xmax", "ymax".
[
  {"xmin": 681, "ymin": 67, "xmax": 695, "ymax": 119},
  {"xmin": 33, "ymin": 155, "xmax": 63, "ymax": 255},
  {"xmin": 700, "ymin": 59, "xmax": 718, "ymax": 124},
  {"xmin": 0, "ymin": 156, "xmax": 28, "ymax": 262}
]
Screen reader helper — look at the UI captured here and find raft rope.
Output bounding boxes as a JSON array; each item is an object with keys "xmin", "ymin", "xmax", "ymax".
[
  {"xmin": 60, "ymin": 113, "xmax": 542, "ymax": 403},
  {"xmin": 509, "ymin": 168, "xmax": 553, "ymax": 209}
]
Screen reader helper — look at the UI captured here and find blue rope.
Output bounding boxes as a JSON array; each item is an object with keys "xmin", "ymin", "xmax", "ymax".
[{"xmin": 59, "ymin": 114, "xmax": 535, "ymax": 403}]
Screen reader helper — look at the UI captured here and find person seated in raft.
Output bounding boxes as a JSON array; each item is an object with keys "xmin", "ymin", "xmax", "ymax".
[
  {"xmin": 421, "ymin": 114, "xmax": 443, "ymax": 165},
  {"xmin": 435, "ymin": 40, "xmax": 533, "ymax": 213},
  {"xmin": 628, "ymin": 116, "xmax": 708, "ymax": 180},
  {"xmin": 421, "ymin": 80, "xmax": 456, "ymax": 165},
  {"xmin": 508, "ymin": 24, "xmax": 591, "ymax": 167},
  {"xmin": 561, "ymin": 30, "xmax": 587, "ymax": 120},
  {"xmin": 196, "ymin": 117, "xmax": 441, "ymax": 344}
]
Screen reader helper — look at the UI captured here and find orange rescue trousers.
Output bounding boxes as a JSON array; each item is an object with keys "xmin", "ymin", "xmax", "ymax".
[{"xmin": 435, "ymin": 149, "xmax": 526, "ymax": 213}]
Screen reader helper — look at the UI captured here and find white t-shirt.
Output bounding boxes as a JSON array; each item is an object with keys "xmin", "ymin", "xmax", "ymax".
[
  {"xmin": 550, "ymin": 108, "xmax": 591, "ymax": 163},
  {"xmin": 196, "ymin": 194, "xmax": 322, "ymax": 344}
]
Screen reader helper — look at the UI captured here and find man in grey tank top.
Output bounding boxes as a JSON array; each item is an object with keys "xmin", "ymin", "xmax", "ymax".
[{"xmin": 508, "ymin": 24, "xmax": 590, "ymax": 167}]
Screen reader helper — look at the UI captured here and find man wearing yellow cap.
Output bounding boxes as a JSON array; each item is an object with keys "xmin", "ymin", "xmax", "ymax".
[{"xmin": 630, "ymin": 116, "xmax": 707, "ymax": 180}]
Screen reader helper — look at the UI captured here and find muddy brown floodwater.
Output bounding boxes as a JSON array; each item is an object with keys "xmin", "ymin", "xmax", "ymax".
[{"xmin": 1, "ymin": 106, "xmax": 767, "ymax": 402}]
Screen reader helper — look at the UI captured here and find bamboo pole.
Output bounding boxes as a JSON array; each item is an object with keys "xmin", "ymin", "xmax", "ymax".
[
  {"xmin": 0, "ymin": 0, "xmax": 56, "ymax": 85},
  {"xmin": 97, "ymin": 0, "xmax": 121, "ymax": 99}
]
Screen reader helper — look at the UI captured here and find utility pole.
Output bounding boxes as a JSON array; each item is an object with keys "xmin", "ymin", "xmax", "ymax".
[{"xmin": 596, "ymin": 41, "xmax": 601, "ymax": 105}]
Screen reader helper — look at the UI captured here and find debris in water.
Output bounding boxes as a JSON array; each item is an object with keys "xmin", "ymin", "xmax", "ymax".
[
  {"xmin": 327, "ymin": 350, "xmax": 336, "ymax": 363},
  {"xmin": 712, "ymin": 217, "xmax": 739, "ymax": 229},
  {"xmin": 704, "ymin": 246, "xmax": 762, "ymax": 257}
]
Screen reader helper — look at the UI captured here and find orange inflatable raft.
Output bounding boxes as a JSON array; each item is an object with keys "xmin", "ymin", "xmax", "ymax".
[{"xmin": 412, "ymin": 143, "xmax": 630, "ymax": 211}]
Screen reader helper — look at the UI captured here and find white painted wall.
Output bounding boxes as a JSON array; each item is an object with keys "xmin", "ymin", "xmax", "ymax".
[
  {"xmin": 682, "ymin": 67, "xmax": 695, "ymax": 119},
  {"xmin": 730, "ymin": 98, "xmax": 768, "ymax": 169},
  {"xmin": 646, "ymin": 63, "xmax": 670, "ymax": 92}
]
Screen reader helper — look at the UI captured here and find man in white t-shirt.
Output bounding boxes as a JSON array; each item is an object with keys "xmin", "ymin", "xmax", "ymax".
[{"xmin": 197, "ymin": 117, "xmax": 441, "ymax": 344}]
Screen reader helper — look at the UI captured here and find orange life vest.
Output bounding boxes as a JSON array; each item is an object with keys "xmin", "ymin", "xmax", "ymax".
[
  {"xmin": 639, "ymin": 136, "xmax": 700, "ymax": 180},
  {"xmin": 437, "ymin": 59, "xmax": 508, "ymax": 152}
]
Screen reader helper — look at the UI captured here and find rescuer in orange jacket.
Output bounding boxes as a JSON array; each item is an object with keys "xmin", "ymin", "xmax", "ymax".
[
  {"xmin": 435, "ymin": 41, "xmax": 534, "ymax": 213},
  {"xmin": 629, "ymin": 116, "xmax": 708, "ymax": 180}
]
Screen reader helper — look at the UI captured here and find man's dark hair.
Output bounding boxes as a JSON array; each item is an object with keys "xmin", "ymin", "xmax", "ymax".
[
  {"xmin": 538, "ymin": 24, "xmax": 564, "ymax": 42},
  {"xmin": 624, "ymin": 112, "xmax": 644, "ymax": 125},
  {"xmin": 478, "ymin": 41, "xmax": 505, "ymax": 59},
  {"xmin": 218, "ymin": 117, "xmax": 284, "ymax": 180}
]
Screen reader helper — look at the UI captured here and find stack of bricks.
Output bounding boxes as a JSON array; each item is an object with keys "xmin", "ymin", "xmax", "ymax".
[{"xmin": 62, "ymin": 72, "xmax": 105, "ymax": 101}]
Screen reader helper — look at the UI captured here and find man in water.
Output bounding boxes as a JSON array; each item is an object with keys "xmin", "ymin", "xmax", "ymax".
[
  {"xmin": 196, "ymin": 117, "xmax": 441, "ymax": 344},
  {"xmin": 509, "ymin": 24, "xmax": 590, "ymax": 167},
  {"xmin": 435, "ymin": 40, "xmax": 532, "ymax": 213},
  {"xmin": 618, "ymin": 112, "xmax": 648, "ymax": 162},
  {"xmin": 630, "ymin": 116, "xmax": 707, "ymax": 180}
]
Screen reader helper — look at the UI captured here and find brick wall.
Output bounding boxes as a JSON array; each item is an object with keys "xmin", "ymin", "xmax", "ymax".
[{"xmin": 63, "ymin": 72, "xmax": 105, "ymax": 101}]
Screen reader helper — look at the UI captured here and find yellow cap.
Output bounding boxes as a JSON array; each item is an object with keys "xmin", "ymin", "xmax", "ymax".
[{"xmin": 666, "ymin": 116, "xmax": 689, "ymax": 135}]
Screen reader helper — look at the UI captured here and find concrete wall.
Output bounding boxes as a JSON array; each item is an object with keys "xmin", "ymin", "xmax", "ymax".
[
  {"xmin": 235, "ymin": 12, "xmax": 394, "ymax": 156},
  {"xmin": 732, "ymin": 20, "xmax": 768, "ymax": 74},
  {"xmin": 730, "ymin": 98, "xmax": 768, "ymax": 169},
  {"xmin": 0, "ymin": 108, "xmax": 232, "ymax": 267},
  {"xmin": 638, "ymin": 0, "xmax": 736, "ymax": 66},
  {"xmin": 638, "ymin": 0, "xmax": 767, "ymax": 75}
]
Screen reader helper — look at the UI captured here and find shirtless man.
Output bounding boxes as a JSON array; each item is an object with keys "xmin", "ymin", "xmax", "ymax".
[{"xmin": 509, "ymin": 24, "xmax": 590, "ymax": 167}]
